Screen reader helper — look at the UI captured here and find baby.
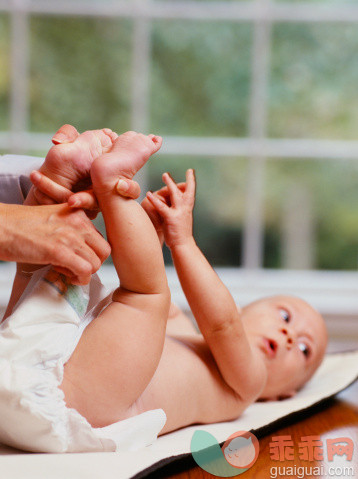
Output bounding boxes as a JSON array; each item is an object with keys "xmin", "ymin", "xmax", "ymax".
[{"xmin": 4, "ymin": 128, "xmax": 328, "ymax": 450}]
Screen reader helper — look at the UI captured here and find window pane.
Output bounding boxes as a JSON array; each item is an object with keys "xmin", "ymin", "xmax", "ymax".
[
  {"xmin": 269, "ymin": 24, "xmax": 358, "ymax": 139},
  {"xmin": 0, "ymin": 15, "xmax": 10, "ymax": 130},
  {"xmin": 264, "ymin": 159, "xmax": 358, "ymax": 270},
  {"xmin": 29, "ymin": 16, "xmax": 132, "ymax": 133},
  {"xmin": 150, "ymin": 21, "xmax": 252, "ymax": 137},
  {"xmin": 148, "ymin": 155, "xmax": 248, "ymax": 265}
]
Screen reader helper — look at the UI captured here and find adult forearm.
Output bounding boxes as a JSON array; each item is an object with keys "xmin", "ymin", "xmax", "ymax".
[{"xmin": 0, "ymin": 203, "xmax": 19, "ymax": 261}]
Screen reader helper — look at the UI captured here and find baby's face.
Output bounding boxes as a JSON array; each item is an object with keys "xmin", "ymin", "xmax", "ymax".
[{"xmin": 241, "ymin": 295, "xmax": 327, "ymax": 400}]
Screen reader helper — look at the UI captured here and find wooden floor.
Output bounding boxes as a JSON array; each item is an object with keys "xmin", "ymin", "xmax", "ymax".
[{"xmin": 147, "ymin": 380, "xmax": 358, "ymax": 479}]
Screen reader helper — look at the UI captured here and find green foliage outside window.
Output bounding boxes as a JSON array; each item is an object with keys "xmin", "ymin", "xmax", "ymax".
[{"xmin": 0, "ymin": 12, "xmax": 357, "ymax": 270}]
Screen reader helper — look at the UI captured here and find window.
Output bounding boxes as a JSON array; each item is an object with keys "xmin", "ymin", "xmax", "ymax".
[{"xmin": 1, "ymin": 1, "xmax": 357, "ymax": 322}]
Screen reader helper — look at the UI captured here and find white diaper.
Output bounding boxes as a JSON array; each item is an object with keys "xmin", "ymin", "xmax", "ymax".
[{"xmin": 0, "ymin": 267, "xmax": 166, "ymax": 453}]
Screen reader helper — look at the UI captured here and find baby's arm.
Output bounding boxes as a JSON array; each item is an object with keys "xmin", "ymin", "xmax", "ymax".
[
  {"xmin": 142, "ymin": 183, "xmax": 198, "ymax": 336},
  {"xmin": 147, "ymin": 172, "xmax": 266, "ymax": 402}
]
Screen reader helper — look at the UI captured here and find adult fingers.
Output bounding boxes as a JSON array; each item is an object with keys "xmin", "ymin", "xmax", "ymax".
[
  {"xmin": 68, "ymin": 190, "xmax": 99, "ymax": 210},
  {"xmin": 33, "ymin": 188, "xmax": 56, "ymax": 206},
  {"xmin": 63, "ymin": 229, "xmax": 104, "ymax": 274},
  {"xmin": 115, "ymin": 178, "xmax": 141, "ymax": 199},
  {"xmin": 30, "ymin": 170, "xmax": 72, "ymax": 203},
  {"xmin": 68, "ymin": 190, "xmax": 100, "ymax": 220},
  {"xmin": 52, "ymin": 124, "xmax": 80, "ymax": 144},
  {"xmin": 52, "ymin": 265, "xmax": 73, "ymax": 277},
  {"xmin": 52, "ymin": 265, "xmax": 83, "ymax": 285},
  {"xmin": 60, "ymin": 208, "xmax": 111, "ymax": 265},
  {"xmin": 52, "ymin": 244, "xmax": 93, "ymax": 285},
  {"xmin": 80, "ymin": 220, "xmax": 111, "ymax": 264},
  {"xmin": 51, "ymin": 219, "xmax": 109, "ymax": 282}
]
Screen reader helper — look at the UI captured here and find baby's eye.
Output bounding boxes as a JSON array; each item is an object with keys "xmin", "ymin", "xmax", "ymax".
[
  {"xmin": 298, "ymin": 342, "xmax": 310, "ymax": 358},
  {"xmin": 279, "ymin": 308, "xmax": 290, "ymax": 323}
]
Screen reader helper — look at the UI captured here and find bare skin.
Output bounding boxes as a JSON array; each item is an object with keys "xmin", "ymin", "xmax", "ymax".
[
  {"xmin": 22, "ymin": 133, "xmax": 328, "ymax": 435},
  {"xmin": 1, "ymin": 202, "xmax": 111, "ymax": 320},
  {"xmin": 30, "ymin": 124, "xmax": 141, "ymax": 212},
  {"xmin": 143, "ymin": 294, "xmax": 328, "ymax": 434},
  {"xmin": 135, "ymin": 173, "xmax": 328, "ymax": 433},
  {"xmin": 60, "ymin": 132, "xmax": 171, "ymax": 427},
  {"xmin": 62, "ymin": 137, "xmax": 327, "ymax": 435},
  {"xmin": 18, "ymin": 126, "xmax": 140, "ymax": 283},
  {"xmin": 4, "ymin": 125, "xmax": 140, "ymax": 315}
]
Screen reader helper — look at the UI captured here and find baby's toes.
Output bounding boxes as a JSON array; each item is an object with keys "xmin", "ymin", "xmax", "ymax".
[
  {"xmin": 76, "ymin": 129, "xmax": 113, "ymax": 159},
  {"xmin": 148, "ymin": 134, "xmax": 162, "ymax": 154},
  {"xmin": 90, "ymin": 129, "xmax": 115, "ymax": 151},
  {"xmin": 102, "ymin": 128, "xmax": 118, "ymax": 143}
]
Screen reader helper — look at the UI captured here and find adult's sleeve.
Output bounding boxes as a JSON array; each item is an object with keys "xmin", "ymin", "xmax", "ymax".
[{"xmin": 0, "ymin": 155, "xmax": 44, "ymax": 205}]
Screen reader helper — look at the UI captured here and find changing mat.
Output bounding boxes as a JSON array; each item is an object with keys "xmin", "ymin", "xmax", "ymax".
[{"xmin": 0, "ymin": 349, "xmax": 357, "ymax": 479}]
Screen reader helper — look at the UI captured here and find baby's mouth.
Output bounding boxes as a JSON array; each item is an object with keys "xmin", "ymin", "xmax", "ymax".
[{"xmin": 261, "ymin": 337, "xmax": 278, "ymax": 359}]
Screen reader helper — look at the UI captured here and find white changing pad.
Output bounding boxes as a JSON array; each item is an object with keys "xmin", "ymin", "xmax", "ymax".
[{"xmin": 0, "ymin": 350, "xmax": 357, "ymax": 479}]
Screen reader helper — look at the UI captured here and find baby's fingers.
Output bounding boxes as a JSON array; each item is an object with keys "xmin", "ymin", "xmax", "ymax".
[
  {"xmin": 162, "ymin": 172, "xmax": 182, "ymax": 206},
  {"xmin": 146, "ymin": 191, "xmax": 170, "ymax": 217},
  {"xmin": 155, "ymin": 182, "xmax": 186, "ymax": 201},
  {"xmin": 184, "ymin": 169, "xmax": 196, "ymax": 203}
]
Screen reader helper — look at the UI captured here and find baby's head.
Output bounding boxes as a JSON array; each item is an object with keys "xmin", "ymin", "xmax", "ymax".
[{"xmin": 241, "ymin": 295, "xmax": 327, "ymax": 400}]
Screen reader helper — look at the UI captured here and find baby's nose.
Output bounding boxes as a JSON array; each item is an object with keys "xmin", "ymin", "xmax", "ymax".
[{"xmin": 280, "ymin": 327, "xmax": 296, "ymax": 349}]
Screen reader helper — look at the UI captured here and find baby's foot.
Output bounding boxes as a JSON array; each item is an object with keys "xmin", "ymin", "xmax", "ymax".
[
  {"xmin": 40, "ymin": 127, "xmax": 118, "ymax": 191},
  {"xmin": 91, "ymin": 131, "xmax": 162, "ymax": 194}
]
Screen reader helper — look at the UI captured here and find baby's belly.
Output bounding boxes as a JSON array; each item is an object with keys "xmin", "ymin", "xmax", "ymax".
[{"xmin": 133, "ymin": 334, "xmax": 243, "ymax": 434}]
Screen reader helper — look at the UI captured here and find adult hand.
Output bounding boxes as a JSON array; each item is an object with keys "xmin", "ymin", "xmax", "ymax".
[
  {"xmin": 30, "ymin": 171, "xmax": 141, "ymax": 218},
  {"xmin": 31, "ymin": 125, "xmax": 140, "ymax": 210},
  {"xmin": 0, "ymin": 202, "xmax": 111, "ymax": 285}
]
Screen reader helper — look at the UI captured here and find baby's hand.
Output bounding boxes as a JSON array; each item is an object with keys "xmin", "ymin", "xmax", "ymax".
[
  {"xmin": 141, "ymin": 182, "xmax": 186, "ymax": 246},
  {"xmin": 146, "ymin": 169, "xmax": 195, "ymax": 249}
]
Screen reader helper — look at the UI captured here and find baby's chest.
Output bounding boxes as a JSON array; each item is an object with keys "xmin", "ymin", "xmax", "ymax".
[{"xmin": 162, "ymin": 335, "xmax": 245, "ymax": 420}]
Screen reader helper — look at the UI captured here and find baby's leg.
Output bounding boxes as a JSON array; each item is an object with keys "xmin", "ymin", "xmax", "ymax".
[
  {"xmin": 61, "ymin": 132, "xmax": 171, "ymax": 428},
  {"xmin": 26, "ymin": 128, "xmax": 117, "ymax": 207}
]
